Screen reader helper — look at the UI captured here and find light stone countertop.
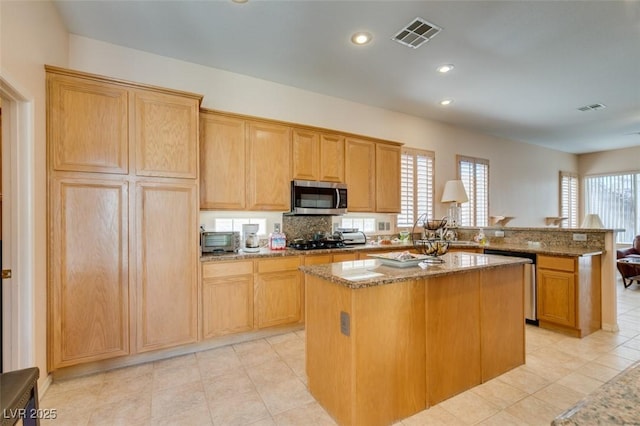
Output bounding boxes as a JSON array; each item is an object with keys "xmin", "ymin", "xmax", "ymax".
[
  {"xmin": 552, "ymin": 360, "xmax": 640, "ymax": 425},
  {"xmin": 299, "ymin": 252, "xmax": 531, "ymax": 289}
]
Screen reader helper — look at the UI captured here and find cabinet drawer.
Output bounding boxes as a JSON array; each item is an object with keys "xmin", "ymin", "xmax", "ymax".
[
  {"xmin": 304, "ymin": 254, "xmax": 333, "ymax": 265},
  {"xmin": 537, "ymin": 255, "xmax": 576, "ymax": 272},
  {"xmin": 256, "ymin": 256, "xmax": 301, "ymax": 273},
  {"xmin": 202, "ymin": 260, "xmax": 253, "ymax": 279}
]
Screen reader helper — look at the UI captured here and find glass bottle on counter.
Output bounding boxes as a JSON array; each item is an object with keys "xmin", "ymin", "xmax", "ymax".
[{"xmin": 268, "ymin": 223, "xmax": 287, "ymax": 250}]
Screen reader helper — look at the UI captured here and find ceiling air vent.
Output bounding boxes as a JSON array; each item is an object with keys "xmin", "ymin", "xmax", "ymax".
[
  {"xmin": 578, "ymin": 103, "xmax": 607, "ymax": 112},
  {"xmin": 392, "ymin": 17, "xmax": 442, "ymax": 49}
]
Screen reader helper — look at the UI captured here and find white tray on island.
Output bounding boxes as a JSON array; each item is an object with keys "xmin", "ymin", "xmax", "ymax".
[{"xmin": 367, "ymin": 251, "xmax": 431, "ymax": 268}]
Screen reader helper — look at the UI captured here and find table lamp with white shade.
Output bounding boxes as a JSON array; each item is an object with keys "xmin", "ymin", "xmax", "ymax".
[
  {"xmin": 441, "ymin": 180, "xmax": 469, "ymax": 227},
  {"xmin": 581, "ymin": 214, "xmax": 604, "ymax": 228}
]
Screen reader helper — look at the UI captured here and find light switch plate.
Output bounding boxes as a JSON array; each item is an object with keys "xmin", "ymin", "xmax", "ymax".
[
  {"xmin": 573, "ymin": 233, "xmax": 587, "ymax": 241},
  {"xmin": 378, "ymin": 222, "xmax": 385, "ymax": 231}
]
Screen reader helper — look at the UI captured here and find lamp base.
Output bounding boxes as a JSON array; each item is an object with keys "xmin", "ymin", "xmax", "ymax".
[{"xmin": 447, "ymin": 204, "xmax": 461, "ymax": 227}]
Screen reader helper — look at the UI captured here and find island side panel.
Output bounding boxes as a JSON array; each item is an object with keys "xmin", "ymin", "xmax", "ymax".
[
  {"xmin": 305, "ymin": 275, "xmax": 353, "ymax": 425},
  {"xmin": 353, "ymin": 280, "xmax": 426, "ymax": 425},
  {"xmin": 480, "ymin": 265, "xmax": 525, "ymax": 381},
  {"xmin": 578, "ymin": 255, "xmax": 601, "ymax": 337},
  {"xmin": 426, "ymin": 271, "xmax": 482, "ymax": 406}
]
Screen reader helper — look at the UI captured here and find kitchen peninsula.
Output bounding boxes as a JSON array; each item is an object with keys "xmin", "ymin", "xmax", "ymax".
[{"xmin": 301, "ymin": 252, "xmax": 530, "ymax": 426}]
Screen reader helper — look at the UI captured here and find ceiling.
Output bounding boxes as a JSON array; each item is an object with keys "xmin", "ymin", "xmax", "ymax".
[{"xmin": 52, "ymin": 0, "xmax": 640, "ymax": 154}]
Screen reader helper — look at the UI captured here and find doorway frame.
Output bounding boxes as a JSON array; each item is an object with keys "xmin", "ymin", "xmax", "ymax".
[{"xmin": 1, "ymin": 74, "xmax": 36, "ymax": 371}]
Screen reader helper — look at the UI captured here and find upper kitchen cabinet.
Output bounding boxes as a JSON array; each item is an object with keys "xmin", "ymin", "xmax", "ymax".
[
  {"xmin": 292, "ymin": 128, "xmax": 320, "ymax": 181},
  {"xmin": 319, "ymin": 133, "xmax": 345, "ymax": 182},
  {"xmin": 345, "ymin": 138, "xmax": 376, "ymax": 212},
  {"xmin": 376, "ymin": 143, "xmax": 401, "ymax": 213},
  {"xmin": 134, "ymin": 90, "xmax": 199, "ymax": 178},
  {"xmin": 292, "ymin": 129, "xmax": 345, "ymax": 183},
  {"xmin": 200, "ymin": 112, "xmax": 246, "ymax": 209},
  {"xmin": 47, "ymin": 72, "xmax": 129, "ymax": 174},
  {"xmin": 246, "ymin": 121, "xmax": 292, "ymax": 211}
]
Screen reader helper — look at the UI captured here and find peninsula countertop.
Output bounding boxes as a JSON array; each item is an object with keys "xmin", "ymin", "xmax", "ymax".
[{"xmin": 299, "ymin": 252, "xmax": 531, "ymax": 289}]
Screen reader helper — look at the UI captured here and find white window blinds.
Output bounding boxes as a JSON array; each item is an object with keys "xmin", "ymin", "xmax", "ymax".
[
  {"xmin": 584, "ymin": 173, "xmax": 639, "ymax": 243},
  {"xmin": 398, "ymin": 148, "xmax": 434, "ymax": 228},
  {"xmin": 458, "ymin": 156, "xmax": 489, "ymax": 227},
  {"xmin": 560, "ymin": 172, "xmax": 579, "ymax": 228}
]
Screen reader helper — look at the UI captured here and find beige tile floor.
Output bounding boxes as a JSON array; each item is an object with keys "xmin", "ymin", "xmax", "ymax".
[{"xmin": 40, "ymin": 278, "xmax": 640, "ymax": 425}]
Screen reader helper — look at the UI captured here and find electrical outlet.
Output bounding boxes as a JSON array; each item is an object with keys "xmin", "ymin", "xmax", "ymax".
[
  {"xmin": 495, "ymin": 230, "xmax": 505, "ymax": 237},
  {"xmin": 573, "ymin": 233, "xmax": 587, "ymax": 241}
]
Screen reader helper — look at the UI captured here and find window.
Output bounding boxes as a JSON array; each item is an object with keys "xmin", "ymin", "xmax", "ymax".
[
  {"xmin": 339, "ymin": 217, "xmax": 377, "ymax": 233},
  {"xmin": 214, "ymin": 218, "xmax": 268, "ymax": 236},
  {"xmin": 397, "ymin": 148, "xmax": 435, "ymax": 228},
  {"xmin": 560, "ymin": 171, "xmax": 579, "ymax": 228},
  {"xmin": 584, "ymin": 173, "xmax": 640, "ymax": 243},
  {"xmin": 458, "ymin": 155, "xmax": 489, "ymax": 227}
]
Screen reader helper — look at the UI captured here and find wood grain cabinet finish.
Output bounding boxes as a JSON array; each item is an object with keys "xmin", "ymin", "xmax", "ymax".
[
  {"xmin": 345, "ymin": 138, "xmax": 376, "ymax": 212},
  {"xmin": 135, "ymin": 181, "xmax": 199, "ymax": 352},
  {"xmin": 375, "ymin": 143, "xmax": 401, "ymax": 213},
  {"xmin": 134, "ymin": 90, "xmax": 199, "ymax": 178},
  {"xmin": 246, "ymin": 121, "xmax": 292, "ymax": 211},
  {"xmin": 292, "ymin": 128, "xmax": 320, "ymax": 181},
  {"xmin": 200, "ymin": 112, "xmax": 246, "ymax": 209},
  {"xmin": 48, "ymin": 73, "xmax": 129, "ymax": 174},
  {"xmin": 49, "ymin": 176, "xmax": 130, "ymax": 368},
  {"xmin": 537, "ymin": 254, "xmax": 601, "ymax": 337},
  {"xmin": 255, "ymin": 257, "xmax": 302, "ymax": 328},
  {"xmin": 201, "ymin": 261, "xmax": 254, "ymax": 338},
  {"xmin": 319, "ymin": 134, "xmax": 345, "ymax": 183}
]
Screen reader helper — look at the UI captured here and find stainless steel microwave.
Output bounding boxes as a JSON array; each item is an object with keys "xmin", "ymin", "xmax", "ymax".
[{"xmin": 289, "ymin": 180, "xmax": 347, "ymax": 215}]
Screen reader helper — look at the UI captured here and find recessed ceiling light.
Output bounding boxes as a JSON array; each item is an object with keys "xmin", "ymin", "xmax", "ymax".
[
  {"xmin": 232, "ymin": 0, "xmax": 248, "ymax": 3},
  {"xmin": 437, "ymin": 64, "xmax": 455, "ymax": 73},
  {"xmin": 351, "ymin": 32, "xmax": 372, "ymax": 45},
  {"xmin": 440, "ymin": 99, "xmax": 454, "ymax": 106}
]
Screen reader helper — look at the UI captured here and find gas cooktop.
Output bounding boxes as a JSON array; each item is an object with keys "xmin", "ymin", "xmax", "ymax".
[{"xmin": 289, "ymin": 239, "xmax": 345, "ymax": 250}]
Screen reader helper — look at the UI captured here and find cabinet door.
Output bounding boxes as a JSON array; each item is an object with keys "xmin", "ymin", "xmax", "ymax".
[
  {"xmin": 48, "ymin": 74, "xmax": 128, "ymax": 174},
  {"xmin": 376, "ymin": 144, "xmax": 401, "ymax": 213},
  {"xmin": 292, "ymin": 128, "xmax": 319, "ymax": 181},
  {"xmin": 136, "ymin": 181, "xmax": 198, "ymax": 352},
  {"xmin": 345, "ymin": 138, "xmax": 375, "ymax": 212},
  {"xmin": 246, "ymin": 121, "xmax": 292, "ymax": 210},
  {"xmin": 202, "ymin": 275, "xmax": 254, "ymax": 338},
  {"xmin": 134, "ymin": 90, "xmax": 199, "ymax": 178},
  {"xmin": 50, "ymin": 176, "xmax": 129, "ymax": 368},
  {"xmin": 537, "ymin": 268, "xmax": 576, "ymax": 327},
  {"xmin": 200, "ymin": 113, "xmax": 246, "ymax": 209},
  {"xmin": 255, "ymin": 271, "xmax": 302, "ymax": 328},
  {"xmin": 319, "ymin": 134, "xmax": 345, "ymax": 183}
]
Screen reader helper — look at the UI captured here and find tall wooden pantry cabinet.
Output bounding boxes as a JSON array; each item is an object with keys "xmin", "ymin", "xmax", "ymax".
[{"xmin": 47, "ymin": 66, "xmax": 202, "ymax": 369}]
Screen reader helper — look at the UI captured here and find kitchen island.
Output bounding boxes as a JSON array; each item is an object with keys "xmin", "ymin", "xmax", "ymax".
[{"xmin": 301, "ymin": 252, "xmax": 531, "ymax": 426}]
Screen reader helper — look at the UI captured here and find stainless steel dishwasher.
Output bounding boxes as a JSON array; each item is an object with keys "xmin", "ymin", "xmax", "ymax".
[{"xmin": 483, "ymin": 249, "xmax": 538, "ymax": 325}]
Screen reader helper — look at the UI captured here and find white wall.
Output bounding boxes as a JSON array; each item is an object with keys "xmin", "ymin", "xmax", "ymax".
[
  {"xmin": 578, "ymin": 145, "xmax": 640, "ymax": 176},
  {"xmin": 69, "ymin": 36, "xmax": 577, "ymax": 227},
  {"xmin": 1, "ymin": 0, "xmax": 69, "ymax": 386}
]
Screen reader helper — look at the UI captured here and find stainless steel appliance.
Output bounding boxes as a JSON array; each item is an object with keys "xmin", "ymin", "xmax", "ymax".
[
  {"xmin": 289, "ymin": 238, "xmax": 345, "ymax": 250},
  {"xmin": 338, "ymin": 231, "xmax": 367, "ymax": 246},
  {"xmin": 483, "ymin": 249, "xmax": 538, "ymax": 325},
  {"xmin": 289, "ymin": 180, "xmax": 347, "ymax": 215},
  {"xmin": 201, "ymin": 231, "xmax": 240, "ymax": 254}
]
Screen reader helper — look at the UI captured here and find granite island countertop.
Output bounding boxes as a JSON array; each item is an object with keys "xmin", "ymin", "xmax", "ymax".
[
  {"xmin": 552, "ymin": 360, "xmax": 640, "ymax": 425},
  {"xmin": 299, "ymin": 252, "xmax": 531, "ymax": 289},
  {"xmin": 200, "ymin": 241, "xmax": 602, "ymax": 262}
]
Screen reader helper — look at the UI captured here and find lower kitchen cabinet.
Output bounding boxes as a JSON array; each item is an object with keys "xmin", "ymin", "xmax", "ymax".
[
  {"xmin": 49, "ymin": 176, "xmax": 130, "ymax": 369},
  {"xmin": 255, "ymin": 257, "xmax": 302, "ymax": 328},
  {"xmin": 202, "ymin": 260, "xmax": 254, "ymax": 338},
  {"xmin": 136, "ymin": 181, "xmax": 199, "ymax": 352},
  {"xmin": 537, "ymin": 254, "xmax": 601, "ymax": 337}
]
